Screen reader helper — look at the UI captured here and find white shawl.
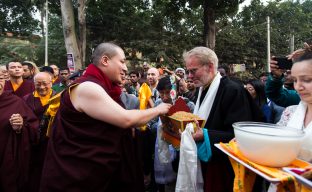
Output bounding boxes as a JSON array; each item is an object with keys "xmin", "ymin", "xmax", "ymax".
[
  {"xmin": 194, "ymin": 72, "xmax": 222, "ymax": 121},
  {"xmin": 287, "ymin": 102, "xmax": 312, "ymax": 162}
]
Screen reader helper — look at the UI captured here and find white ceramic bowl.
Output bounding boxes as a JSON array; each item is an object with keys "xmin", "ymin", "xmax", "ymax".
[{"xmin": 233, "ymin": 122, "xmax": 304, "ymax": 167}]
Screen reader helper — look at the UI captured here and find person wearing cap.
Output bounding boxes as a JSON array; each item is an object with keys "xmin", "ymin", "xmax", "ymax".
[{"xmin": 175, "ymin": 68, "xmax": 185, "ymax": 79}]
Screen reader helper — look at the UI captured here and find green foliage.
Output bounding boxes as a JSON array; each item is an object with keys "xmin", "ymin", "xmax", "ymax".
[
  {"xmin": 0, "ymin": 0, "xmax": 40, "ymax": 35},
  {"xmin": 216, "ymin": 0, "xmax": 312, "ymax": 76},
  {"xmin": 0, "ymin": 0, "xmax": 311, "ymax": 74}
]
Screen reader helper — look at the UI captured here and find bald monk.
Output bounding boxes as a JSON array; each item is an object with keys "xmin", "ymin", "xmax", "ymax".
[
  {"xmin": 23, "ymin": 72, "xmax": 56, "ymax": 192},
  {"xmin": 0, "ymin": 70, "xmax": 39, "ymax": 192},
  {"xmin": 0, "ymin": 65, "xmax": 9, "ymax": 80},
  {"xmin": 40, "ymin": 42, "xmax": 171, "ymax": 192},
  {"xmin": 4, "ymin": 61, "xmax": 34, "ymax": 97}
]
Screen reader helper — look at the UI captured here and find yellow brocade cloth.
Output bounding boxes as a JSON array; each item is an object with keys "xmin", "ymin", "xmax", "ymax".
[
  {"xmin": 220, "ymin": 141, "xmax": 311, "ymax": 192},
  {"xmin": 44, "ymin": 84, "xmax": 79, "ymax": 137},
  {"xmin": 44, "ymin": 92, "xmax": 62, "ymax": 137},
  {"xmin": 138, "ymin": 83, "xmax": 152, "ymax": 131},
  {"xmin": 34, "ymin": 90, "xmax": 52, "ymax": 106}
]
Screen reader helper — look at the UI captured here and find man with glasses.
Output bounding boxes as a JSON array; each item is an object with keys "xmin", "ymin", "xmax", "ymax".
[
  {"xmin": 23, "ymin": 72, "xmax": 56, "ymax": 192},
  {"xmin": 183, "ymin": 47, "xmax": 263, "ymax": 192}
]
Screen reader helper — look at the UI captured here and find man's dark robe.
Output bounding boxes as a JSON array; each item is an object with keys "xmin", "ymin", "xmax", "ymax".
[
  {"xmin": 52, "ymin": 76, "xmax": 61, "ymax": 86},
  {"xmin": 4, "ymin": 79, "xmax": 34, "ymax": 98},
  {"xmin": 0, "ymin": 91, "xmax": 39, "ymax": 192},
  {"xmin": 40, "ymin": 64, "xmax": 144, "ymax": 192},
  {"xmin": 200, "ymin": 77, "xmax": 263, "ymax": 192},
  {"xmin": 23, "ymin": 91, "xmax": 56, "ymax": 192}
]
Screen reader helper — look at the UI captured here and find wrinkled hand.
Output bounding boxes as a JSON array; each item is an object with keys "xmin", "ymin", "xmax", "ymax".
[
  {"xmin": 9, "ymin": 114, "xmax": 23, "ymax": 133},
  {"xmin": 192, "ymin": 120, "xmax": 204, "ymax": 141},
  {"xmin": 156, "ymin": 103, "xmax": 172, "ymax": 115},
  {"xmin": 270, "ymin": 56, "xmax": 285, "ymax": 78}
]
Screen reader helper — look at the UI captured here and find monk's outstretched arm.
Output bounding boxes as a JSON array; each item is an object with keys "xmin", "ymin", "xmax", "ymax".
[{"xmin": 71, "ymin": 82, "xmax": 171, "ymax": 129}]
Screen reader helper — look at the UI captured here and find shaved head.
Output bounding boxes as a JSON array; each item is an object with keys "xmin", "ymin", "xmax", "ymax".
[
  {"xmin": 34, "ymin": 72, "xmax": 53, "ymax": 97},
  {"xmin": 147, "ymin": 68, "xmax": 159, "ymax": 77},
  {"xmin": 0, "ymin": 70, "xmax": 5, "ymax": 95},
  {"xmin": 147, "ymin": 67, "xmax": 159, "ymax": 87},
  {"xmin": 34, "ymin": 72, "xmax": 52, "ymax": 82}
]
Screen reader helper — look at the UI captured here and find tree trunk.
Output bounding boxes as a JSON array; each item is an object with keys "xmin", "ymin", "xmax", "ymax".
[
  {"xmin": 78, "ymin": 0, "xmax": 87, "ymax": 68},
  {"xmin": 60, "ymin": 0, "xmax": 82, "ymax": 70},
  {"xmin": 203, "ymin": 1, "xmax": 216, "ymax": 50}
]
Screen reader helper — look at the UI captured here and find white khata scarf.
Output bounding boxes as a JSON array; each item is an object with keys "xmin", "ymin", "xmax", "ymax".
[
  {"xmin": 194, "ymin": 72, "xmax": 222, "ymax": 121},
  {"xmin": 287, "ymin": 101, "xmax": 312, "ymax": 162}
]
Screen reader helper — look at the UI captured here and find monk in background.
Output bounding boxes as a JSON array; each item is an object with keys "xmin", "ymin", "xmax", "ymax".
[
  {"xmin": 40, "ymin": 42, "xmax": 171, "ymax": 192},
  {"xmin": 0, "ymin": 70, "xmax": 39, "ymax": 192},
  {"xmin": 4, "ymin": 61, "xmax": 34, "ymax": 97},
  {"xmin": 23, "ymin": 72, "xmax": 57, "ymax": 192}
]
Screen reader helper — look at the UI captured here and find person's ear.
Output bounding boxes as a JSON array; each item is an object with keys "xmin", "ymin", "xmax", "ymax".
[{"xmin": 100, "ymin": 55, "xmax": 109, "ymax": 66}]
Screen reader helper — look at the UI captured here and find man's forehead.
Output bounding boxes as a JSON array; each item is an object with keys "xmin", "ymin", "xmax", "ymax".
[
  {"xmin": 147, "ymin": 68, "xmax": 158, "ymax": 74},
  {"xmin": 9, "ymin": 62, "xmax": 22, "ymax": 67},
  {"xmin": 159, "ymin": 89, "xmax": 171, "ymax": 93},
  {"xmin": 185, "ymin": 56, "xmax": 201, "ymax": 65}
]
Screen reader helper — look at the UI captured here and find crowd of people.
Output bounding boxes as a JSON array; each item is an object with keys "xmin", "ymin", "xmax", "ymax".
[{"xmin": 0, "ymin": 41, "xmax": 312, "ymax": 192}]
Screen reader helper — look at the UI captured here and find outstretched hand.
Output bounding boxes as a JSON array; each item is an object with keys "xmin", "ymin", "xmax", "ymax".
[{"xmin": 156, "ymin": 103, "xmax": 172, "ymax": 115}]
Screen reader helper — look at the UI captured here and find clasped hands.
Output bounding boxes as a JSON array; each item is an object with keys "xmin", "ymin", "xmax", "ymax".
[{"xmin": 9, "ymin": 113, "xmax": 23, "ymax": 134}]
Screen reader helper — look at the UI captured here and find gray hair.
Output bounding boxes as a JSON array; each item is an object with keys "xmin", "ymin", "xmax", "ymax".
[
  {"xmin": 92, "ymin": 42, "xmax": 122, "ymax": 65},
  {"xmin": 183, "ymin": 47, "xmax": 218, "ymax": 69},
  {"xmin": 34, "ymin": 72, "xmax": 53, "ymax": 82}
]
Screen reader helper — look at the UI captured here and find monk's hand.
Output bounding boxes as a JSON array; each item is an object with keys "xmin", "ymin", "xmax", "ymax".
[
  {"xmin": 9, "ymin": 114, "xmax": 23, "ymax": 134},
  {"xmin": 156, "ymin": 103, "xmax": 172, "ymax": 115},
  {"xmin": 192, "ymin": 120, "xmax": 204, "ymax": 141}
]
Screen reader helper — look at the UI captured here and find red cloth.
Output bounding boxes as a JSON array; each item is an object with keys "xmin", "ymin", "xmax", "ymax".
[
  {"xmin": 0, "ymin": 91, "xmax": 39, "ymax": 192},
  {"xmin": 4, "ymin": 79, "xmax": 34, "ymax": 98},
  {"xmin": 40, "ymin": 64, "xmax": 144, "ymax": 192},
  {"xmin": 81, "ymin": 63, "xmax": 121, "ymax": 103}
]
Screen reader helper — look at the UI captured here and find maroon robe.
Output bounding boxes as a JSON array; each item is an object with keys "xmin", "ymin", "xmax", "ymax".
[
  {"xmin": 40, "ymin": 64, "xmax": 144, "ymax": 192},
  {"xmin": 0, "ymin": 91, "xmax": 39, "ymax": 192},
  {"xmin": 4, "ymin": 79, "xmax": 34, "ymax": 98},
  {"xmin": 23, "ymin": 91, "xmax": 56, "ymax": 192}
]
